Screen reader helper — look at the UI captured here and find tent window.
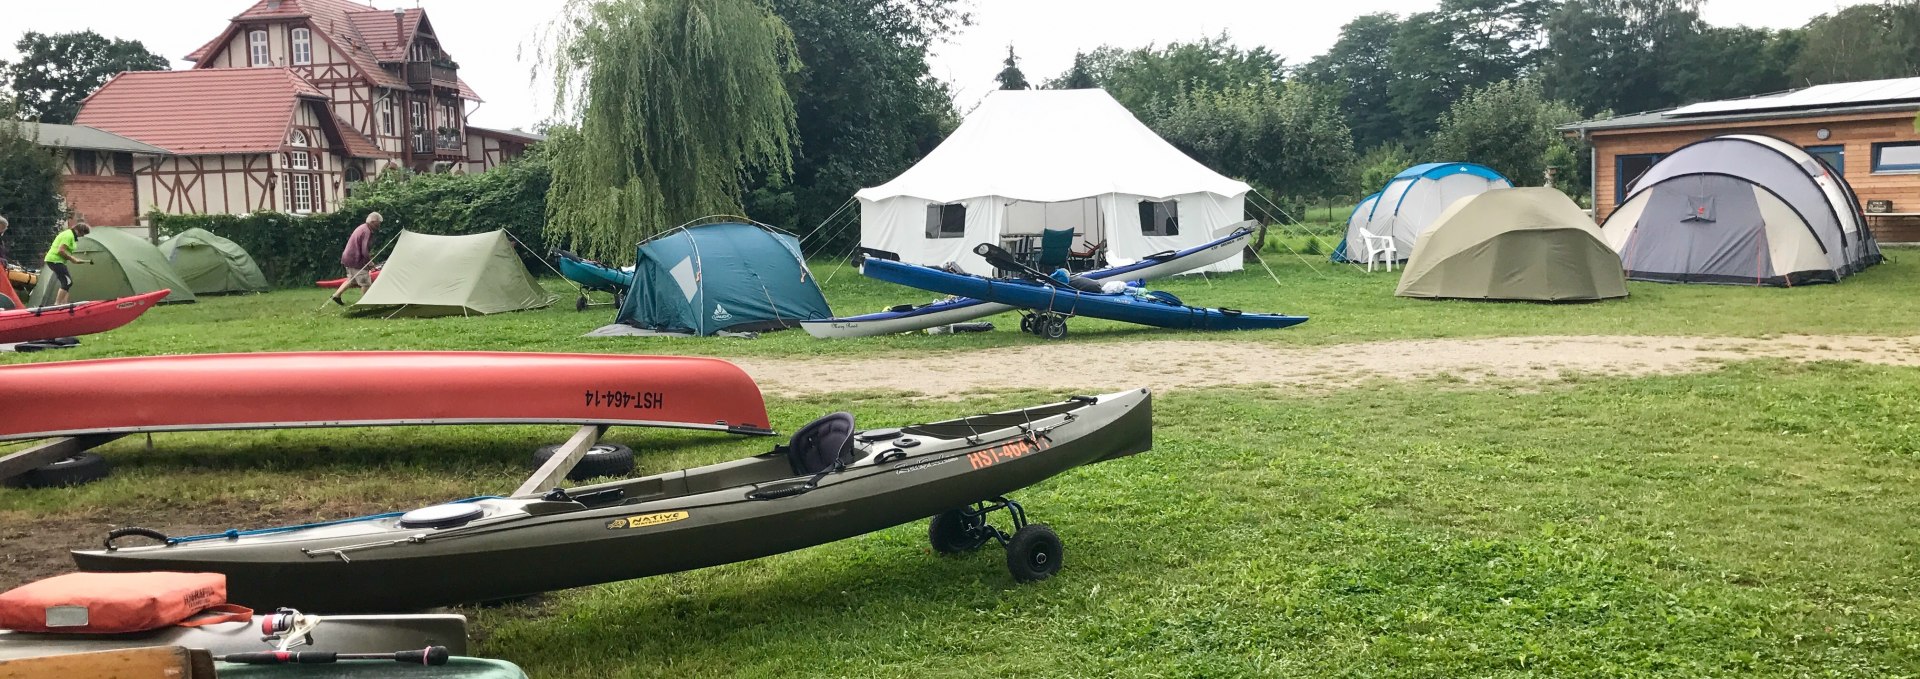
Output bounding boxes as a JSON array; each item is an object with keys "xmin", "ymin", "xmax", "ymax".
[
  {"xmin": 1615, "ymin": 154, "xmax": 1664, "ymax": 204},
  {"xmin": 1138, "ymin": 200, "xmax": 1179, "ymax": 237},
  {"xmin": 925, "ymin": 203, "xmax": 966, "ymax": 239},
  {"xmin": 1805, "ymin": 145, "xmax": 1844, "ymax": 175},
  {"xmin": 1871, "ymin": 142, "xmax": 1920, "ymax": 173}
]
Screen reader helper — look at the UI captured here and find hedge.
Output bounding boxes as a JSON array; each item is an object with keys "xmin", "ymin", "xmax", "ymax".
[{"xmin": 154, "ymin": 154, "xmax": 553, "ymax": 288}]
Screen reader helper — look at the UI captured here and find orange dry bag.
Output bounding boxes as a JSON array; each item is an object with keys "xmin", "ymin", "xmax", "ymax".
[{"xmin": 0, "ymin": 572, "xmax": 252, "ymax": 633}]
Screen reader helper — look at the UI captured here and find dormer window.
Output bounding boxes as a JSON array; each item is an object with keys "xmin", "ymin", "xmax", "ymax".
[
  {"xmin": 291, "ymin": 28, "xmax": 312, "ymax": 65},
  {"xmin": 249, "ymin": 30, "xmax": 270, "ymax": 67}
]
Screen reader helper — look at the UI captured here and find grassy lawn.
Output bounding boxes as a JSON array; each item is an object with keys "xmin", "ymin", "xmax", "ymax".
[
  {"xmin": 4, "ymin": 247, "xmax": 1916, "ymax": 364},
  {"xmin": 4, "ymin": 362, "xmax": 1917, "ymax": 676}
]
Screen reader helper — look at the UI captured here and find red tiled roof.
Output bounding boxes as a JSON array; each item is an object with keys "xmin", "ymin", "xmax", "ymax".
[
  {"xmin": 330, "ymin": 123, "xmax": 389, "ymax": 159},
  {"xmin": 346, "ymin": 7, "xmax": 422, "ymax": 62},
  {"xmin": 189, "ymin": 0, "xmax": 410, "ymax": 90},
  {"xmin": 74, "ymin": 69, "xmax": 381, "ymax": 156}
]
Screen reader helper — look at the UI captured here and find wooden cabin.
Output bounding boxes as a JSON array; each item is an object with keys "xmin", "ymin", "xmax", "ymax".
[{"xmin": 1564, "ymin": 77, "xmax": 1920, "ymax": 243}]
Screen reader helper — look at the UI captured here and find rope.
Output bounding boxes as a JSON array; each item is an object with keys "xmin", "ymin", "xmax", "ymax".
[
  {"xmin": 1246, "ymin": 191, "xmax": 1329, "ymax": 278},
  {"xmin": 502, "ymin": 228, "xmax": 582, "ymax": 298},
  {"xmin": 314, "ymin": 234, "xmax": 398, "ymax": 313},
  {"xmin": 797, "ymin": 198, "xmax": 857, "ymax": 245},
  {"xmin": 820, "ymin": 240, "xmax": 864, "ymax": 286}
]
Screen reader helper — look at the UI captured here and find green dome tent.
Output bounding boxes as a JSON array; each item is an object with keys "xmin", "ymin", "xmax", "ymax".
[
  {"xmin": 351, "ymin": 230, "xmax": 554, "ymax": 317},
  {"xmin": 1395, "ymin": 188, "xmax": 1627, "ymax": 302},
  {"xmin": 617, "ymin": 221, "xmax": 831, "ymax": 335},
  {"xmin": 30, "ymin": 227, "xmax": 196, "ymax": 306},
  {"xmin": 158, "ymin": 228, "xmax": 269, "ymax": 295}
]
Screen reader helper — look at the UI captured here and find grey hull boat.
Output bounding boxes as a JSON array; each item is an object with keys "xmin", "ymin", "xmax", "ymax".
[{"xmin": 74, "ymin": 390, "xmax": 1153, "ymax": 612}]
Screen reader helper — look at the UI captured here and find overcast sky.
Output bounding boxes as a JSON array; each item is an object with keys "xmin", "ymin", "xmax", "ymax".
[{"xmin": 1, "ymin": 0, "xmax": 1881, "ymax": 130}]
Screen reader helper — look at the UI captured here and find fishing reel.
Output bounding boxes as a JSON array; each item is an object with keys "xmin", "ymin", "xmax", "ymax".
[{"xmin": 260, "ymin": 607, "xmax": 323, "ymax": 651}]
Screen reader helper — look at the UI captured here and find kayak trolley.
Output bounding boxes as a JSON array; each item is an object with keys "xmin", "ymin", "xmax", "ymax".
[{"xmin": 928, "ymin": 496, "xmax": 1063, "ymax": 582}]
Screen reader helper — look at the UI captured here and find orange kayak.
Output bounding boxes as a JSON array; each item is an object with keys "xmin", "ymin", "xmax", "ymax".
[
  {"xmin": 0, "ymin": 352, "xmax": 773, "ymax": 441},
  {"xmin": 0, "ymin": 289, "xmax": 167, "ymax": 345}
]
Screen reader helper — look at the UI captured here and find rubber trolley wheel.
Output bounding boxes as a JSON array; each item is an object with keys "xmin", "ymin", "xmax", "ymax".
[
  {"xmin": 928, "ymin": 509, "xmax": 990, "ymax": 554},
  {"xmin": 6, "ymin": 452, "xmax": 111, "ymax": 488},
  {"xmin": 531, "ymin": 443, "xmax": 636, "ymax": 480},
  {"xmin": 1005, "ymin": 523, "xmax": 1063, "ymax": 582},
  {"xmin": 574, "ymin": 295, "xmax": 589, "ymax": 312},
  {"xmin": 1038, "ymin": 316, "xmax": 1069, "ymax": 341},
  {"xmin": 1019, "ymin": 314, "xmax": 1036, "ymax": 334}
]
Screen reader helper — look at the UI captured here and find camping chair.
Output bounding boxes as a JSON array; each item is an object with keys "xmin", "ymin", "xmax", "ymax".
[
  {"xmin": 1037, "ymin": 228, "xmax": 1074, "ymax": 273},
  {"xmin": 1358, "ymin": 227, "xmax": 1396, "ymax": 272},
  {"xmin": 1068, "ymin": 239, "xmax": 1106, "ymax": 272}
]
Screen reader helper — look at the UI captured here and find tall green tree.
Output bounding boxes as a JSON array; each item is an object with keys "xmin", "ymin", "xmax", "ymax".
[
  {"xmin": 1045, "ymin": 51, "xmax": 1097, "ymax": 89},
  {"xmin": 1428, "ymin": 79, "xmax": 1581, "ymax": 188},
  {"xmin": 1298, "ymin": 13, "xmax": 1403, "ymax": 151},
  {"xmin": 5, "ymin": 30, "xmax": 170, "ymax": 124},
  {"xmin": 1790, "ymin": 2, "xmax": 1920, "ymax": 85},
  {"xmin": 744, "ymin": 0, "xmax": 965, "ymax": 251},
  {"xmin": 1675, "ymin": 26, "xmax": 1798, "ymax": 103},
  {"xmin": 1383, "ymin": 0, "xmax": 1554, "ymax": 139},
  {"xmin": 1073, "ymin": 34, "xmax": 1283, "ymax": 113},
  {"xmin": 1150, "ymin": 83, "xmax": 1356, "ymax": 200},
  {"xmin": 1540, "ymin": 0, "xmax": 1706, "ymax": 115},
  {"xmin": 544, "ymin": 0, "xmax": 800, "ymax": 260},
  {"xmin": 995, "ymin": 45, "xmax": 1030, "ymax": 90},
  {"xmin": 0, "ymin": 115, "xmax": 68, "ymax": 263}
]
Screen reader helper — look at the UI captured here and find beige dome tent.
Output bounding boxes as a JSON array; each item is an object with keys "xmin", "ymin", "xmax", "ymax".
[
  {"xmin": 1394, "ymin": 188, "xmax": 1627, "ymax": 302},
  {"xmin": 351, "ymin": 230, "xmax": 554, "ymax": 317}
]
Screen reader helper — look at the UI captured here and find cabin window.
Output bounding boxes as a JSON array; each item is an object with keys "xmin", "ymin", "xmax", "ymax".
[
  {"xmin": 249, "ymin": 30, "xmax": 270, "ymax": 66},
  {"xmin": 291, "ymin": 28, "xmax": 312, "ymax": 65},
  {"xmin": 1615, "ymin": 153, "xmax": 1665, "ymax": 203},
  {"xmin": 292, "ymin": 174, "xmax": 312, "ymax": 213},
  {"xmin": 71, "ymin": 152, "xmax": 97, "ymax": 176},
  {"xmin": 112, "ymin": 153, "xmax": 133, "ymax": 175},
  {"xmin": 925, "ymin": 203, "xmax": 966, "ymax": 239},
  {"xmin": 1138, "ymin": 200, "xmax": 1179, "ymax": 237},
  {"xmin": 379, "ymin": 99, "xmax": 395, "ymax": 136},
  {"xmin": 1871, "ymin": 142, "xmax": 1920, "ymax": 173},
  {"xmin": 1805, "ymin": 145, "xmax": 1844, "ymax": 175},
  {"xmin": 289, "ymin": 150, "xmax": 310, "ymax": 170}
]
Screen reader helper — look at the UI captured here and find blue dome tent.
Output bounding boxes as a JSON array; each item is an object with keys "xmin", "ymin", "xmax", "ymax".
[
  {"xmin": 615, "ymin": 220, "xmax": 833, "ymax": 335},
  {"xmin": 1333, "ymin": 163, "xmax": 1512, "ymax": 264}
]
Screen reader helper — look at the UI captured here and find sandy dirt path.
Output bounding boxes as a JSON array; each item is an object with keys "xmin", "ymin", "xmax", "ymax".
[{"xmin": 733, "ymin": 335, "xmax": 1920, "ymax": 397}]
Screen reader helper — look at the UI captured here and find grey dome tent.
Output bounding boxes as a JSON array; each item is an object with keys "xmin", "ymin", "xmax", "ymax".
[
  {"xmin": 158, "ymin": 228, "xmax": 269, "ymax": 295},
  {"xmin": 1601, "ymin": 134, "xmax": 1881, "ymax": 286},
  {"xmin": 616, "ymin": 221, "xmax": 831, "ymax": 335},
  {"xmin": 1395, "ymin": 188, "xmax": 1627, "ymax": 302}
]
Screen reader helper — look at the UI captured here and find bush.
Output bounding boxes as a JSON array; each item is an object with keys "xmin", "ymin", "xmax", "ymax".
[{"xmin": 154, "ymin": 154, "xmax": 552, "ymax": 287}]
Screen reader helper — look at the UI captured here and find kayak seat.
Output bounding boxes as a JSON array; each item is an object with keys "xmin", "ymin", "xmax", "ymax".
[{"xmin": 786, "ymin": 412, "xmax": 858, "ymax": 476}]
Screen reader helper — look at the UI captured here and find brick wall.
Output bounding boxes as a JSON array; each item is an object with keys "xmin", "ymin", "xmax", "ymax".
[{"xmin": 62, "ymin": 174, "xmax": 138, "ymax": 227}]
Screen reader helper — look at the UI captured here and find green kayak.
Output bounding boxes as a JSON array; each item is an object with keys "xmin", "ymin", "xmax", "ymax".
[{"xmin": 74, "ymin": 390, "xmax": 1153, "ymax": 612}]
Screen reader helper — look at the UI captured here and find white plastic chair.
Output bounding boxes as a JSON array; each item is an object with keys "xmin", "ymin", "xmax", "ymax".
[{"xmin": 1358, "ymin": 228, "xmax": 1396, "ymax": 272}]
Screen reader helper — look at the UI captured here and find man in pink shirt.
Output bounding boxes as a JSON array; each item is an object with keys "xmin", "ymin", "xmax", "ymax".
[{"xmin": 330, "ymin": 212, "xmax": 381, "ymax": 305}]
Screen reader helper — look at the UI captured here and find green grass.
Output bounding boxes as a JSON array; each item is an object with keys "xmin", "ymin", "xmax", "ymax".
[
  {"xmin": 5, "ymin": 363, "xmax": 1918, "ymax": 676},
  {"xmin": 4, "ymin": 248, "xmax": 1918, "ymax": 364}
]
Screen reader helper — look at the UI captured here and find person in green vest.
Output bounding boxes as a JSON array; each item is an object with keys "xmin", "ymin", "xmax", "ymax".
[{"xmin": 44, "ymin": 219, "xmax": 94, "ymax": 306}]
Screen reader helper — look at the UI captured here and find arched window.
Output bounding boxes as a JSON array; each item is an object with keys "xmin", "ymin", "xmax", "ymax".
[
  {"xmin": 291, "ymin": 28, "xmax": 312, "ymax": 65},
  {"xmin": 345, "ymin": 164, "xmax": 365, "ymax": 184},
  {"xmin": 249, "ymin": 30, "xmax": 270, "ymax": 67},
  {"xmin": 288, "ymin": 130, "xmax": 307, "ymax": 147}
]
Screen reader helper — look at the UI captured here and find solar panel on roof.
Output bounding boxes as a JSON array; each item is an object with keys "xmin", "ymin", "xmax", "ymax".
[{"xmin": 1668, "ymin": 77, "xmax": 1920, "ymax": 117}]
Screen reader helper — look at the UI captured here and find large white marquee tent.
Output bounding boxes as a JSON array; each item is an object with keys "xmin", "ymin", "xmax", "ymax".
[{"xmin": 856, "ymin": 89, "xmax": 1250, "ymax": 275}]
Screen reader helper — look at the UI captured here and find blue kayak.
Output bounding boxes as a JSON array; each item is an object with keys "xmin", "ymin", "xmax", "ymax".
[
  {"xmin": 857, "ymin": 256, "xmax": 1306, "ymax": 337},
  {"xmin": 804, "ymin": 223, "xmax": 1258, "ymax": 338},
  {"xmin": 555, "ymin": 251, "xmax": 633, "ymax": 292}
]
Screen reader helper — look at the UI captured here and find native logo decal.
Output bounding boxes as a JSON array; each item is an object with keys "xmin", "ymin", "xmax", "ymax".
[
  {"xmin": 712, "ymin": 304, "xmax": 733, "ymax": 322},
  {"xmin": 605, "ymin": 511, "xmax": 689, "ymax": 530}
]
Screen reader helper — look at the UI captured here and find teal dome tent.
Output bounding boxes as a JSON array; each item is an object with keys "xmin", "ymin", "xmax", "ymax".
[{"xmin": 616, "ymin": 221, "xmax": 832, "ymax": 335}]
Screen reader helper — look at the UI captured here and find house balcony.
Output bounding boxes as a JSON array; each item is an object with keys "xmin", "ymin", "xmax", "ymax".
[
  {"xmin": 412, "ymin": 131, "xmax": 465, "ymax": 158},
  {"xmin": 405, "ymin": 61, "xmax": 460, "ymax": 90}
]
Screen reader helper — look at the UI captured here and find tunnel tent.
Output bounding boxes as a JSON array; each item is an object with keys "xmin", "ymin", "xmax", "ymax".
[
  {"xmin": 857, "ymin": 88, "xmax": 1250, "ymax": 276},
  {"xmin": 29, "ymin": 227, "xmax": 196, "ymax": 306},
  {"xmin": 1394, "ymin": 187, "xmax": 1627, "ymax": 301},
  {"xmin": 1600, "ymin": 133, "xmax": 1881, "ymax": 286},
  {"xmin": 350, "ymin": 230, "xmax": 555, "ymax": 317},
  {"xmin": 616, "ymin": 220, "xmax": 832, "ymax": 336},
  {"xmin": 1337, "ymin": 163, "xmax": 1513, "ymax": 265},
  {"xmin": 158, "ymin": 228, "xmax": 269, "ymax": 294}
]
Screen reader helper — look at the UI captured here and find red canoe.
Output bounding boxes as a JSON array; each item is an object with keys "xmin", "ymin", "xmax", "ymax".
[
  {"xmin": 0, "ymin": 352, "xmax": 773, "ymax": 441},
  {"xmin": 0, "ymin": 289, "xmax": 168, "ymax": 345},
  {"xmin": 317, "ymin": 269, "xmax": 381, "ymax": 288}
]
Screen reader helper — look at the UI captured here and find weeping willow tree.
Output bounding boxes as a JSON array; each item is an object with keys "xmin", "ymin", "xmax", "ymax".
[{"xmin": 544, "ymin": 0, "xmax": 799, "ymax": 260}]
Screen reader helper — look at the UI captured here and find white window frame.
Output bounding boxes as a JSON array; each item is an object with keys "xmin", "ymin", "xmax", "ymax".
[
  {"xmin": 289, "ymin": 150, "xmax": 310, "ymax": 170},
  {"xmin": 379, "ymin": 99, "xmax": 395, "ymax": 136},
  {"xmin": 292, "ymin": 174, "xmax": 313, "ymax": 213},
  {"xmin": 291, "ymin": 28, "xmax": 312, "ymax": 65},
  {"xmin": 249, "ymin": 30, "xmax": 270, "ymax": 67},
  {"xmin": 288, "ymin": 130, "xmax": 307, "ymax": 147}
]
